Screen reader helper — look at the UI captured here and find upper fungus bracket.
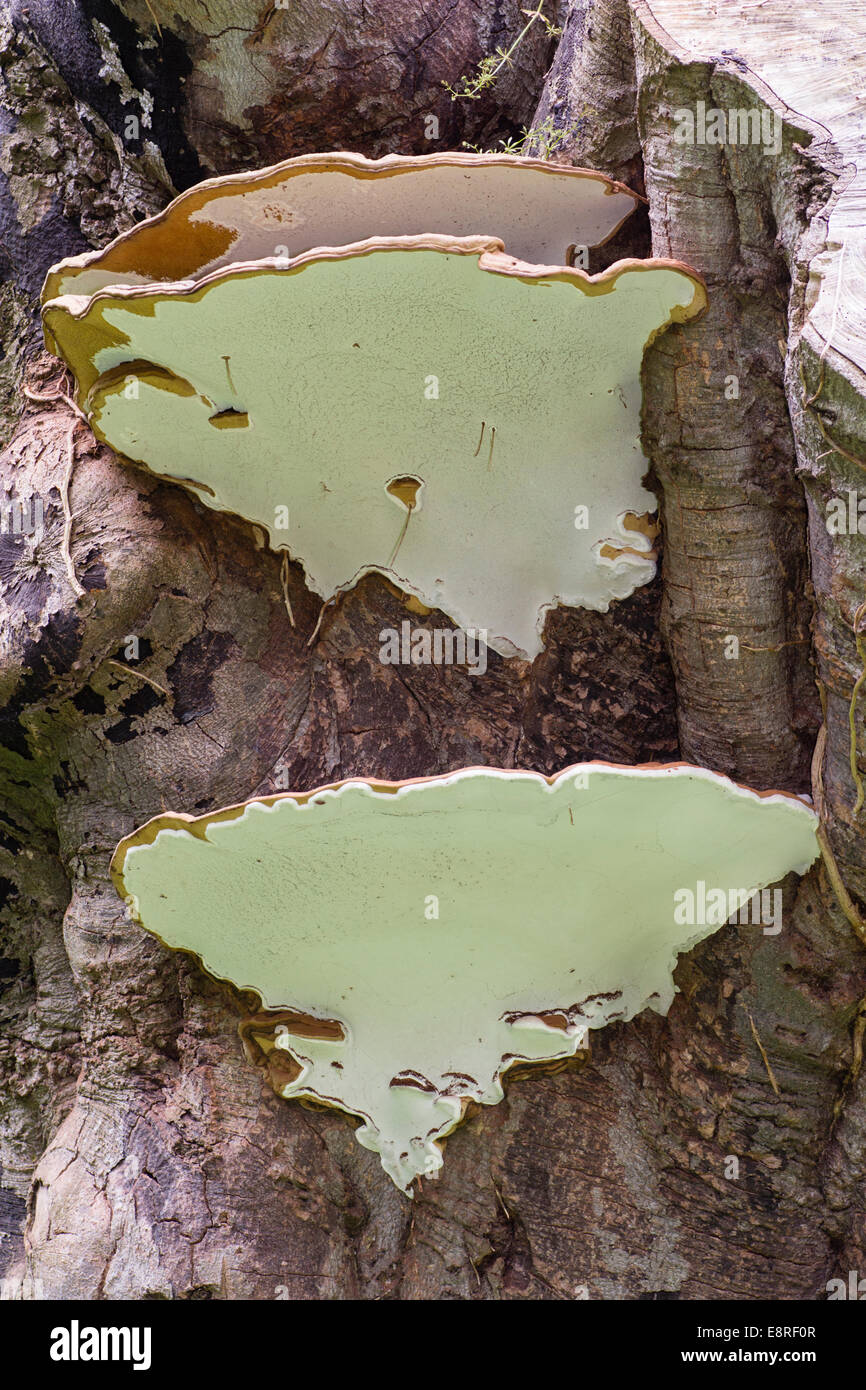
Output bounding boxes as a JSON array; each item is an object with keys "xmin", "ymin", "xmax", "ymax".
[
  {"xmin": 41, "ymin": 151, "xmax": 643, "ymax": 306},
  {"xmin": 43, "ymin": 236, "xmax": 706, "ymax": 658},
  {"xmin": 112, "ymin": 762, "xmax": 818, "ymax": 1194}
]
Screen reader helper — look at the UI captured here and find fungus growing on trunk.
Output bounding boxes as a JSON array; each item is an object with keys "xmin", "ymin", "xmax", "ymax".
[
  {"xmin": 44, "ymin": 237, "xmax": 705, "ymax": 656},
  {"xmin": 112, "ymin": 762, "xmax": 818, "ymax": 1193},
  {"xmin": 42, "ymin": 151, "xmax": 640, "ymax": 307}
]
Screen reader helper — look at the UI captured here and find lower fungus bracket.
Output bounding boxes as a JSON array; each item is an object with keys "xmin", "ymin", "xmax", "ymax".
[{"xmin": 112, "ymin": 761, "xmax": 818, "ymax": 1193}]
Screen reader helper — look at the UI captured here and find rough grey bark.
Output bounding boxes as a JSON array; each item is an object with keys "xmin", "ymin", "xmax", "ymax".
[{"xmin": 0, "ymin": 0, "xmax": 864, "ymax": 1299}]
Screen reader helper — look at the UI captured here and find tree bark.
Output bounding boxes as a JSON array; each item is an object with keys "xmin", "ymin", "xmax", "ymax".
[{"xmin": 1, "ymin": 0, "xmax": 864, "ymax": 1300}]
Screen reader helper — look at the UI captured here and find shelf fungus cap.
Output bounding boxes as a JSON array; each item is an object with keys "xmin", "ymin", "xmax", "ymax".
[
  {"xmin": 42, "ymin": 151, "xmax": 641, "ymax": 306},
  {"xmin": 112, "ymin": 762, "xmax": 818, "ymax": 1193},
  {"xmin": 44, "ymin": 238, "xmax": 705, "ymax": 657}
]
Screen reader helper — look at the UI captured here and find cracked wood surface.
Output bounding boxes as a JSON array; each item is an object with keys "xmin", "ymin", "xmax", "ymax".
[{"xmin": 633, "ymin": 0, "xmax": 866, "ymax": 382}]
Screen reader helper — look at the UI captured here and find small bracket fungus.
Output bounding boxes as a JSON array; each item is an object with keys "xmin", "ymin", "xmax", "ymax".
[
  {"xmin": 112, "ymin": 763, "xmax": 818, "ymax": 1193},
  {"xmin": 42, "ymin": 151, "xmax": 640, "ymax": 306},
  {"xmin": 44, "ymin": 237, "xmax": 705, "ymax": 656}
]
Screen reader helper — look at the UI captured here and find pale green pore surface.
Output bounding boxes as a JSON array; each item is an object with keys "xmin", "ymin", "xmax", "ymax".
[
  {"xmin": 50, "ymin": 247, "xmax": 699, "ymax": 656},
  {"xmin": 117, "ymin": 765, "xmax": 818, "ymax": 1191}
]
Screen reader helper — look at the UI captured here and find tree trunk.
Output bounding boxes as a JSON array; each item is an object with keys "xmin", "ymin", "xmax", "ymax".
[{"xmin": 1, "ymin": 0, "xmax": 864, "ymax": 1300}]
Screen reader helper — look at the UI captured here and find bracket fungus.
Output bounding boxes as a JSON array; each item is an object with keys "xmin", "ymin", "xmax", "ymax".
[
  {"xmin": 44, "ymin": 236, "xmax": 705, "ymax": 656},
  {"xmin": 112, "ymin": 763, "xmax": 818, "ymax": 1193},
  {"xmin": 42, "ymin": 151, "xmax": 640, "ymax": 306}
]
